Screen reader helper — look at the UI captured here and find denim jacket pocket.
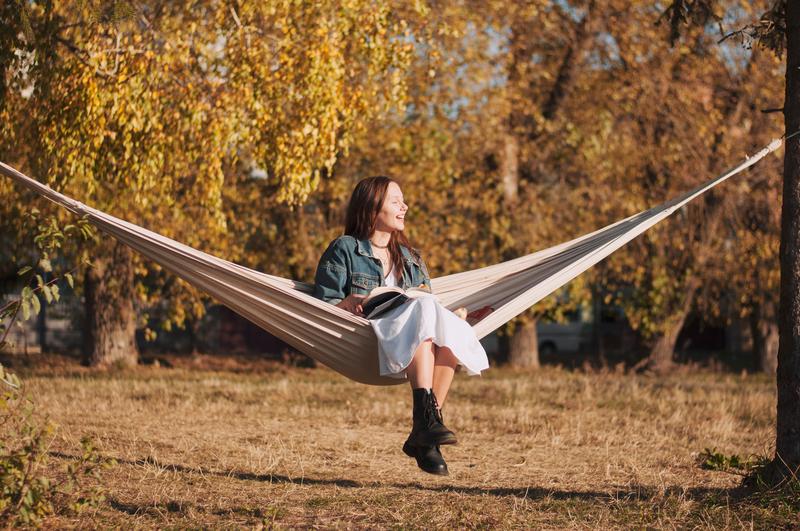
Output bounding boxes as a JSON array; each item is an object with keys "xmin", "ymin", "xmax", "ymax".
[{"xmin": 350, "ymin": 272, "xmax": 380, "ymax": 295}]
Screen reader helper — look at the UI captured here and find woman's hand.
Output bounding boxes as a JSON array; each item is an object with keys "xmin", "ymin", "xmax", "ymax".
[{"xmin": 336, "ymin": 294, "xmax": 366, "ymax": 316}]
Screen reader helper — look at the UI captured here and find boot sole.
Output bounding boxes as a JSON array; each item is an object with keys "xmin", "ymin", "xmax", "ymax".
[
  {"xmin": 402, "ymin": 441, "xmax": 449, "ymax": 476},
  {"xmin": 402, "ymin": 441, "xmax": 416, "ymax": 458},
  {"xmin": 409, "ymin": 431, "xmax": 458, "ymax": 447}
]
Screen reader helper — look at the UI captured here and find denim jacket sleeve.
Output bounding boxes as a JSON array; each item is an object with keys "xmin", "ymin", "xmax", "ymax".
[
  {"xmin": 313, "ymin": 238, "xmax": 349, "ymax": 305},
  {"xmin": 421, "ymin": 259, "xmax": 432, "ymax": 290},
  {"xmin": 410, "ymin": 248, "xmax": 432, "ymax": 290}
]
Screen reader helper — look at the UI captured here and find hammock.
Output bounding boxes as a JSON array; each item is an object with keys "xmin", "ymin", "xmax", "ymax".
[{"xmin": 0, "ymin": 137, "xmax": 784, "ymax": 385}]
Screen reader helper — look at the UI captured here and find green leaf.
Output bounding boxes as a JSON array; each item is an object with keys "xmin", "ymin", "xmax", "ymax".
[
  {"xmin": 39, "ymin": 258, "xmax": 52, "ymax": 272},
  {"xmin": 65, "ymin": 273, "xmax": 74, "ymax": 288},
  {"xmin": 17, "ymin": 266, "xmax": 32, "ymax": 276},
  {"xmin": 30, "ymin": 294, "xmax": 41, "ymax": 316},
  {"xmin": 42, "ymin": 285, "xmax": 53, "ymax": 304},
  {"xmin": 21, "ymin": 299, "xmax": 30, "ymax": 321},
  {"xmin": 51, "ymin": 284, "xmax": 60, "ymax": 302},
  {"xmin": 36, "ymin": 274, "xmax": 44, "ymax": 288}
]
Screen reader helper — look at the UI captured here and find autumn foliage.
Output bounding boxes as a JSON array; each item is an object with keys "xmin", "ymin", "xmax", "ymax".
[{"xmin": 0, "ymin": 1, "xmax": 789, "ymax": 373}]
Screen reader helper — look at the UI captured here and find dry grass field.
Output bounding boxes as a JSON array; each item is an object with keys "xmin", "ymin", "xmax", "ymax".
[{"xmin": 11, "ymin": 355, "xmax": 799, "ymax": 529}]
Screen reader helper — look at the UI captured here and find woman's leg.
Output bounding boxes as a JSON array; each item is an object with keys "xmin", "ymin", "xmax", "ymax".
[
  {"xmin": 404, "ymin": 339, "xmax": 457, "ymax": 474},
  {"xmin": 432, "ymin": 345, "xmax": 459, "ymax": 406},
  {"xmin": 406, "ymin": 339, "xmax": 435, "ymax": 389}
]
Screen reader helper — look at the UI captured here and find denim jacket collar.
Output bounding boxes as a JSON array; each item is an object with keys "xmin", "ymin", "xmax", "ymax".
[
  {"xmin": 355, "ymin": 236, "xmax": 420, "ymax": 266},
  {"xmin": 313, "ymin": 234, "xmax": 431, "ymax": 303},
  {"xmin": 355, "ymin": 237, "xmax": 373, "ymax": 257}
]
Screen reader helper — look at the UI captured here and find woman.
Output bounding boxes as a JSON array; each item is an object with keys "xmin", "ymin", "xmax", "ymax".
[{"xmin": 313, "ymin": 176, "xmax": 489, "ymax": 476}]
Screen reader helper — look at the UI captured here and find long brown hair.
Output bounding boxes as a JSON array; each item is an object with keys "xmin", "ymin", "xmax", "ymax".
[{"xmin": 344, "ymin": 176, "xmax": 415, "ymax": 278}]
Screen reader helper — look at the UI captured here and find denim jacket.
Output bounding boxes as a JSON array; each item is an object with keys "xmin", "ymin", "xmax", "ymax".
[{"xmin": 313, "ymin": 235, "xmax": 432, "ymax": 305}]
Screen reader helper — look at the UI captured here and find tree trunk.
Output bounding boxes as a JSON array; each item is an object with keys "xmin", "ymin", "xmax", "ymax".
[
  {"xmin": 501, "ymin": 10, "xmax": 595, "ymax": 366},
  {"xmin": 500, "ymin": 132, "xmax": 520, "ymax": 205},
  {"xmin": 642, "ymin": 313, "xmax": 684, "ymax": 373},
  {"xmin": 509, "ymin": 318, "xmax": 540, "ymax": 368},
  {"xmin": 36, "ymin": 284, "xmax": 47, "ymax": 352},
  {"xmin": 636, "ymin": 281, "xmax": 697, "ymax": 373},
  {"xmin": 772, "ymin": 0, "xmax": 800, "ymax": 481},
  {"xmin": 83, "ymin": 242, "xmax": 139, "ymax": 368},
  {"xmin": 540, "ymin": 1, "xmax": 595, "ymax": 123},
  {"xmin": 750, "ymin": 301, "xmax": 779, "ymax": 375}
]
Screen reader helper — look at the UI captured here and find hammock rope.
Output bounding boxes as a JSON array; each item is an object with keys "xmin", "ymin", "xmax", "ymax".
[{"xmin": 0, "ymin": 136, "xmax": 785, "ymax": 385}]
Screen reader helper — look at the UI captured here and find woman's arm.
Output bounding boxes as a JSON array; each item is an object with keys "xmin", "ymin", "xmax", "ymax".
[
  {"xmin": 313, "ymin": 239, "xmax": 350, "ymax": 305},
  {"xmin": 313, "ymin": 238, "xmax": 366, "ymax": 315}
]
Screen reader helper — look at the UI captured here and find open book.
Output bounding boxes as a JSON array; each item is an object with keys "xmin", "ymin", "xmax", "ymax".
[
  {"xmin": 362, "ymin": 286, "xmax": 434, "ymax": 319},
  {"xmin": 361, "ymin": 286, "xmax": 496, "ymax": 325}
]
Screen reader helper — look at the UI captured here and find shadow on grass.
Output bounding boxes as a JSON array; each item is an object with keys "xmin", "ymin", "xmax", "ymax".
[
  {"xmin": 107, "ymin": 498, "xmax": 277, "ymax": 518},
  {"xmin": 49, "ymin": 451, "xmax": 360, "ymax": 488},
  {"xmin": 51, "ymin": 450, "xmax": 748, "ymax": 506},
  {"xmin": 393, "ymin": 482, "xmax": 747, "ymax": 503}
]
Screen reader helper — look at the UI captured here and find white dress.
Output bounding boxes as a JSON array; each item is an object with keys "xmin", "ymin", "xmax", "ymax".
[{"xmin": 370, "ymin": 267, "xmax": 490, "ymax": 379}]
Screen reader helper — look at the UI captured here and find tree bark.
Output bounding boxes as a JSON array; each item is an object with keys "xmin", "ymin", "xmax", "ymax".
[
  {"xmin": 636, "ymin": 280, "xmax": 698, "ymax": 373},
  {"xmin": 499, "ymin": 20, "xmax": 527, "ymax": 207},
  {"xmin": 83, "ymin": 242, "xmax": 139, "ymax": 367},
  {"xmin": 36, "ymin": 284, "xmax": 47, "ymax": 352},
  {"xmin": 509, "ymin": 318, "xmax": 540, "ymax": 368},
  {"xmin": 540, "ymin": 0, "xmax": 595, "ymax": 123},
  {"xmin": 640, "ymin": 310, "xmax": 686, "ymax": 373},
  {"xmin": 500, "ymin": 132, "xmax": 520, "ymax": 205},
  {"xmin": 772, "ymin": 0, "xmax": 800, "ymax": 481},
  {"xmin": 501, "ymin": 22, "xmax": 529, "ymax": 364}
]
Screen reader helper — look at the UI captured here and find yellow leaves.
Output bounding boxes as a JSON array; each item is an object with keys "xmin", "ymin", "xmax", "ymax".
[
  {"xmin": 301, "ymin": 123, "xmax": 319, "ymax": 139},
  {"xmin": 211, "ymin": 2, "xmax": 417, "ymax": 205},
  {"xmin": 413, "ymin": 0, "xmax": 430, "ymax": 17},
  {"xmin": 1, "ymin": 0, "xmax": 780, "ymax": 344}
]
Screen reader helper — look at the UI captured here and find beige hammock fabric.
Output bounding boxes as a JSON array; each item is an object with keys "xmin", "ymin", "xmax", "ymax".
[{"xmin": 0, "ymin": 137, "xmax": 784, "ymax": 385}]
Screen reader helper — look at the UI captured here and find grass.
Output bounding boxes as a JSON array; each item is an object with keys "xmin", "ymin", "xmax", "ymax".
[{"xmin": 10, "ymin": 356, "xmax": 799, "ymax": 529}]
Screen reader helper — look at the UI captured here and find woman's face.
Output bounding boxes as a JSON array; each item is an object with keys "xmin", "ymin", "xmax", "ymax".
[{"xmin": 374, "ymin": 181, "xmax": 407, "ymax": 233}]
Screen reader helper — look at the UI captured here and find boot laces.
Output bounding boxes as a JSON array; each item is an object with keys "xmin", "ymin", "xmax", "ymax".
[
  {"xmin": 425, "ymin": 392, "xmax": 443, "ymax": 425},
  {"xmin": 430, "ymin": 392, "xmax": 441, "ymax": 411}
]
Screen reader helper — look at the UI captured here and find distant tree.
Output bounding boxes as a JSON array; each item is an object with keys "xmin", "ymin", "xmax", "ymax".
[
  {"xmin": 550, "ymin": 0, "xmax": 783, "ymax": 374},
  {"xmin": 494, "ymin": 1, "xmax": 598, "ymax": 368},
  {"xmin": 697, "ymin": 48, "xmax": 784, "ymax": 375},
  {"xmin": 0, "ymin": 1, "xmax": 421, "ymax": 366},
  {"xmin": 659, "ymin": 0, "xmax": 799, "ymax": 484}
]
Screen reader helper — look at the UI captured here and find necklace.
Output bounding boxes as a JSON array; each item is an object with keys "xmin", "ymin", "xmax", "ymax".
[{"xmin": 371, "ymin": 241, "xmax": 390, "ymax": 271}]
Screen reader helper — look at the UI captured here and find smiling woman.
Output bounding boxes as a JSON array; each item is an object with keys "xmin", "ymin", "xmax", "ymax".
[{"xmin": 313, "ymin": 176, "xmax": 489, "ymax": 476}]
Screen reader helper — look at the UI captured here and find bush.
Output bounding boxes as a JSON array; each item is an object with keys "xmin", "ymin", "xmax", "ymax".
[
  {"xmin": 0, "ymin": 212, "xmax": 109, "ymax": 526},
  {"xmin": 0, "ymin": 364, "xmax": 115, "ymax": 527}
]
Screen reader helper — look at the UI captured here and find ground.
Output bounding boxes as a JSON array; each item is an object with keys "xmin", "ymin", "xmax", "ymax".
[{"xmin": 8, "ymin": 354, "xmax": 799, "ymax": 528}]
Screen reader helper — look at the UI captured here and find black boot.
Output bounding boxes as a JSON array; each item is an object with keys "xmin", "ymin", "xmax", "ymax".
[
  {"xmin": 405, "ymin": 388, "xmax": 457, "ymax": 447},
  {"xmin": 402, "ymin": 441, "xmax": 448, "ymax": 476}
]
